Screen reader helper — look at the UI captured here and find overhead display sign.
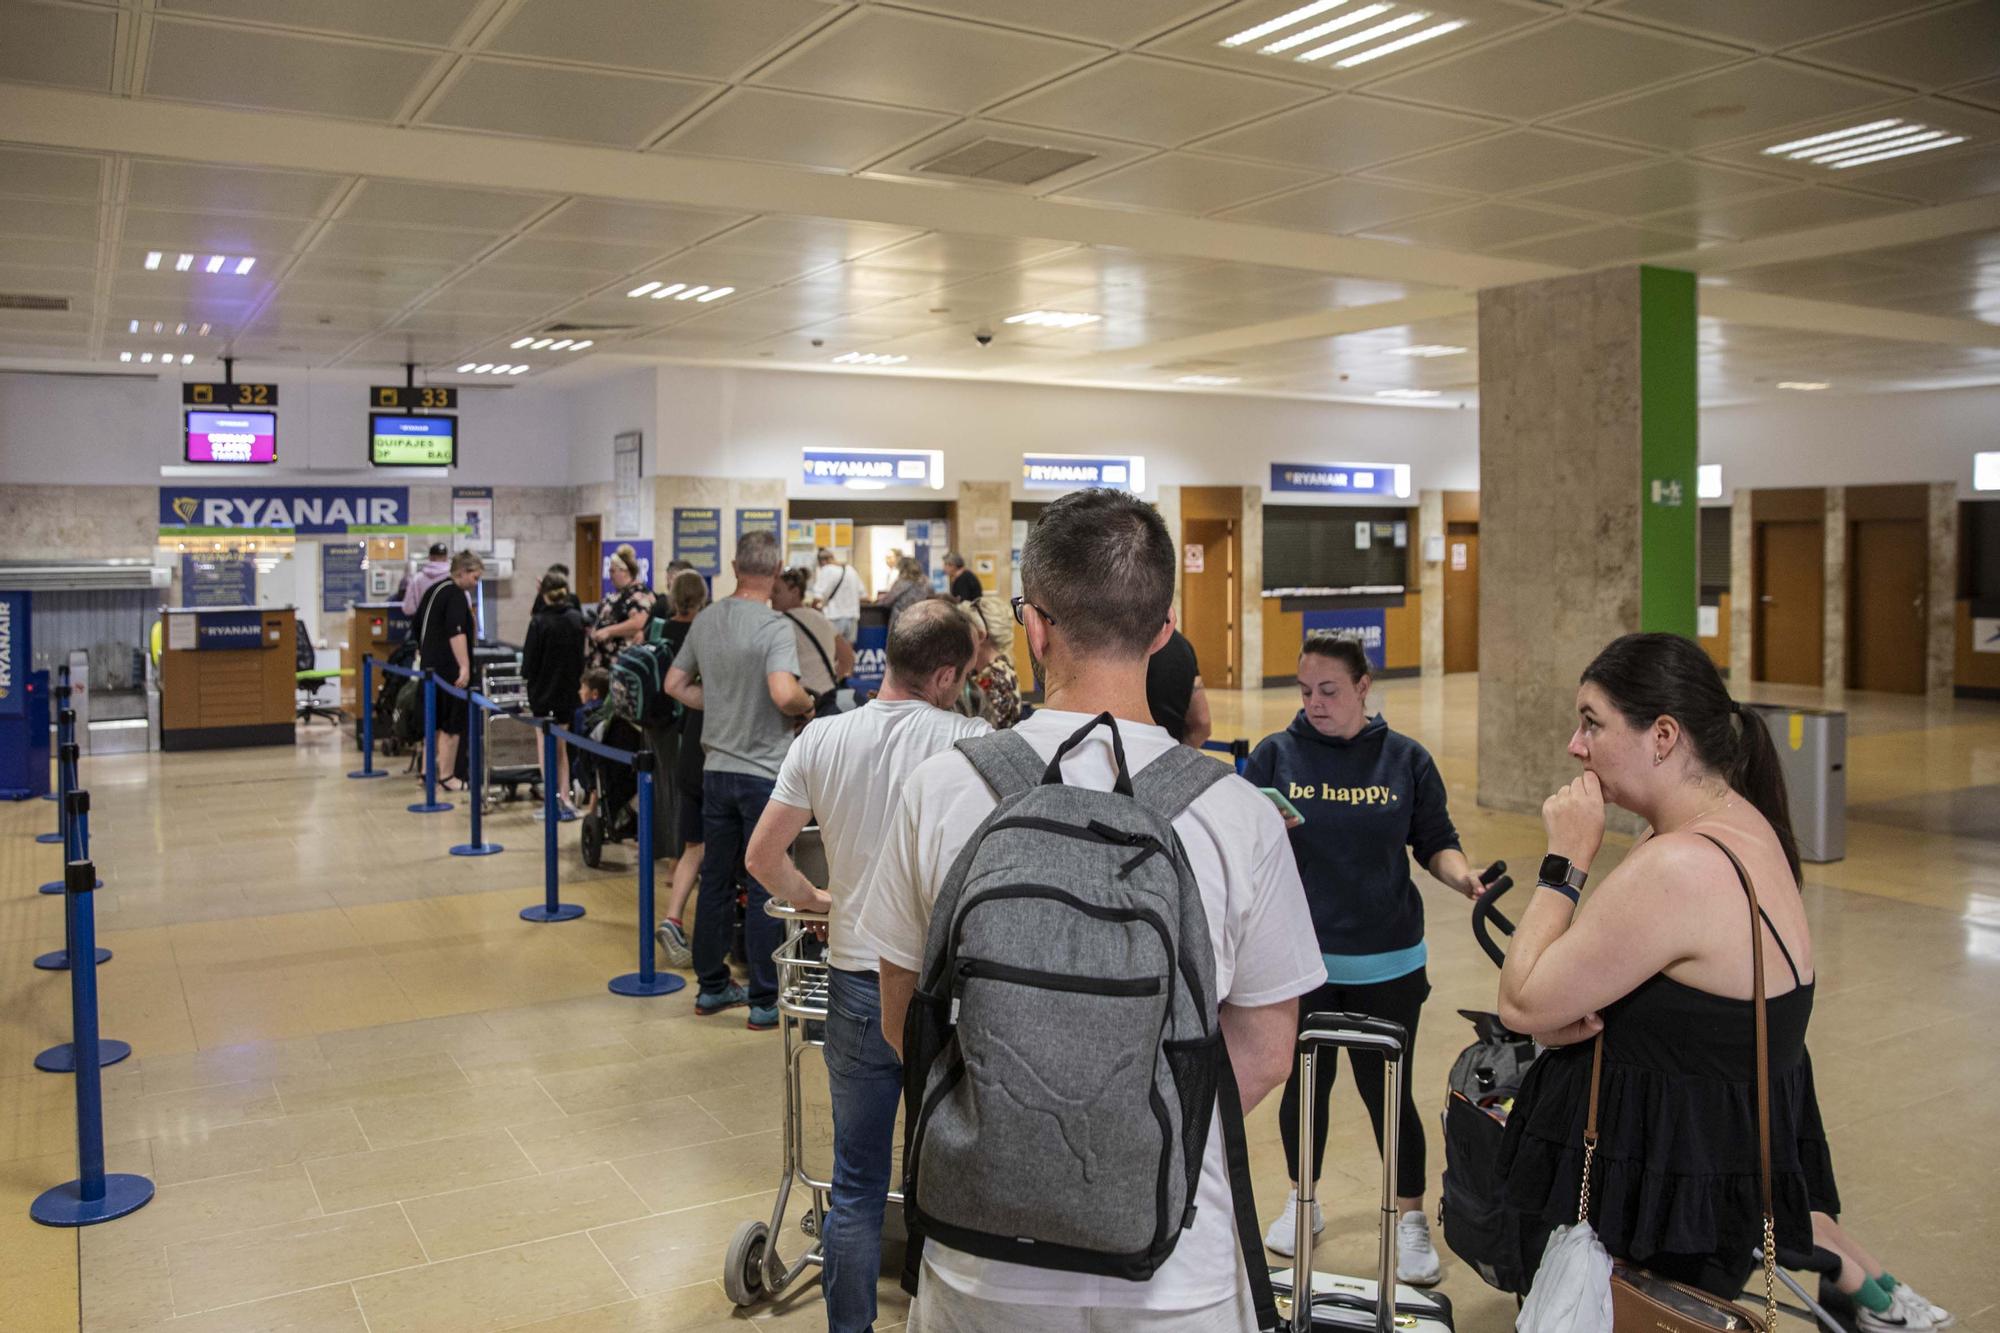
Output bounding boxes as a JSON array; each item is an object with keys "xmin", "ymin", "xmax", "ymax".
[
  {"xmin": 802, "ymin": 448, "xmax": 943, "ymax": 491},
  {"xmin": 159, "ymin": 485, "xmax": 410, "ymax": 535},
  {"xmin": 185, "ymin": 410, "xmax": 278, "ymax": 464},
  {"xmin": 182, "ymin": 381, "xmax": 277, "ymax": 408},
  {"xmin": 1021, "ymin": 454, "xmax": 1146, "ymax": 493},
  {"xmin": 673, "ymin": 508, "xmax": 721, "ymax": 576},
  {"xmin": 1270, "ymin": 462, "xmax": 1412, "ymax": 499},
  {"xmin": 370, "ymin": 413, "xmax": 457, "ymax": 467},
  {"xmin": 372, "ymin": 385, "xmax": 456, "ymax": 411}
]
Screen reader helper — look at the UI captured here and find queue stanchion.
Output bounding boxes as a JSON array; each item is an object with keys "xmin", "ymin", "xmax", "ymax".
[
  {"xmin": 520, "ymin": 721, "xmax": 583, "ymax": 924},
  {"xmin": 30, "ymin": 859, "xmax": 154, "ymax": 1227},
  {"xmin": 36, "ymin": 792, "xmax": 127, "ymax": 1070},
  {"xmin": 35, "ymin": 772, "xmax": 111, "ymax": 970},
  {"xmin": 41, "ymin": 667, "xmax": 68, "ymax": 801},
  {"xmin": 35, "ymin": 706, "xmax": 71, "ymax": 844},
  {"xmin": 609, "ymin": 750, "xmax": 682, "ymax": 998},
  {"xmin": 408, "ymin": 671, "xmax": 452, "ymax": 814},
  {"xmin": 346, "ymin": 654, "xmax": 387, "ymax": 780},
  {"xmin": 450, "ymin": 690, "xmax": 502, "ymax": 857}
]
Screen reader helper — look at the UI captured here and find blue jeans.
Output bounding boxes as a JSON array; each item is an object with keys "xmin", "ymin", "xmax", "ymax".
[
  {"xmin": 694, "ymin": 770, "xmax": 780, "ymax": 1007},
  {"xmin": 823, "ymin": 967, "xmax": 903, "ymax": 1333}
]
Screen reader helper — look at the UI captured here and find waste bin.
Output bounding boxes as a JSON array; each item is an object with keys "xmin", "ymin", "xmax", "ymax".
[{"xmin": 1744, "ymin": 704, "xmax": 1845, "ymax": 863}]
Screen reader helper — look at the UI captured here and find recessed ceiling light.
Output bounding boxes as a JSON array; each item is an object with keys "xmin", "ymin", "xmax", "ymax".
[
  {"xmin": 234, "ymin": 257, "xmax": 255, "ymax": 275},
  {"xmin": 675, "ymin": 285, "xmax": 710, "ymax": 301},
  {"xmin": 508, "ymin": 366, "xmax": 529, "ymax": 375},
  {"xmin": 127, "ymin": 319, "xmax": 139, "ymax": 333},
  {"xmin": 204, "ymin": 255, "xmax": 225, "ymax": 274},
  {"xmin": 628, "ymin": 281, "xmax": 662, "ymax": 298},
  {"xmin": 1764, "ymin": 119, "xmax": 1966, "ymax": 170},
  {"xmin": 649, "ymin": 283, "xmax": 687, "ymax": 299},
  {"xmin": 197, "ymin": 323, "xmax": 210, "ymax": 336},
  {"xmin": 143, "ymin": 252, "xmax": 162, "ymax": 270},
  {"xmin": 1004, "ymin": 310, "xmax": 1100, "ymax": 329},
  {"xmin": 153, "ymin": 321, "xmax": 164, "ymax": 334},
  {"xmin": 1220, "ymin": 0, "xmax": 1352, "ymax": 48},
  {"xmin": 474, "ymin": 363, "xmax": 495, "ymax": 373},
  {"xmin": 458, "ymin": 363, "xmax": 477, "ymax": 373},
  {"xmin": 1261, "ymin": 4, "xmax": 1390, "ymax": 54},
  {"xmin": 530, "ymin": 338, "xmax": 553, "ymax": 349},
  {"xmin": 1335, "ymin": 17, "xmax": 1464, "ymax": 65},
  {"xmin": 140, "ymin": 352, "xmax": 153, "ymax": 363},
  {"xmin": 1297, "ymin": 10, "xmax": 1426, "ymax": 63},
  {"xmin": 832, "ymin": 352, "xmax": 909, "ymax": 366},
  {"xmin": 175, "ymin": 322, "xmax": 187, "ymax": 336},
  {"xmin": 697, "ymin": 287, "xmax": 734, "ymax": 302},
  {"xmin": 511, "ymin": 337, "xmax": 534, "ymax": 349},
  {"xmin": 1385, "ymin": 344, "xmax": 1466, "ymax": 358},
  {"xmin": 174, "ymin": 253, "xmax": 194, "ymax": 271},
  {"xmin": 1777, "ymin": 381, "xmax": 1828, "ymax": 391},
  {"xmin": 1376, "ymin": 388, "xmax": 1441, "ymax": 399},
  {"xmin": 181, "ymin": 353, "xmax": 193, "ymax": 365},
  {"xmin": 549, "ymin": 338, "xmax": 573, "ymax": 350},
  {"xmin": 1175, "ymin": 374, "xmax": 1242, "ymax": 386},
  {"xmin": 1828, "ymin": 135, "xmax": 1965, "ymax": 169},
  {"xmin": 119, "ymin": 351, "xmax": 131, "ymax": 362},
  {"xmin": 569, "ymin": 340, "xmax": 593, "ymax": 350}
]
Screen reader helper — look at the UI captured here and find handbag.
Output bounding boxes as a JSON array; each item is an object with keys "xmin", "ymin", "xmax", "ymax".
[
  {"xmin": 1581, "ymin": 833, "xmax": 1780, "ymax": 1333},
  {"xmin": 781, "ymin": 610, "xmax": 843, "ymax": 719}
]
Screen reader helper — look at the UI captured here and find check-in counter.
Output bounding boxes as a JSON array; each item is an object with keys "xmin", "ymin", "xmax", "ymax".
[
  {"xmin": 160, "ymin": 605, "xmax": 297, "ymax": 751},
  {"xmin": 342, "ymin": 601, "xmax": 410, "ymax": 712}
]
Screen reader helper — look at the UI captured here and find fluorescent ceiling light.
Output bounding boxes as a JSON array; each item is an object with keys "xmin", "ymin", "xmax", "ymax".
[
  {"xmin": 833, "ymin": 352, "xmax": 909, "ymax": 365},
  {"xmin": 175, "ymin": 253, "xmax": 194, "ymax": 271},
  {"xmin": 510, "ymin": 337, "xmax": 534, "ymax": 348},
  {"xmin": 1976, "ymin": 451, "xmax": 2000, "ymax": 492},
  {"xmin": 649, "ymin": 283, "xmax": 687, "ymax": 299},
  {"xmin": 675, "ymin": 285, "xmax": 710, "ymax": 300},
  {"xmin": 530, "ymin": 338, "xmax": 553, "ymax": 349},
  {"xmin": 1175, "ymin": 374, "xmax": 1241, "ymax": 386},
  {"xmin": 1385, "ymin": 344, "xmax": 1466, "ymax": 358},
  {"xmin": 1766, "ymin": 118, "xmax": 1967, "ymax": 170},
  {"xmin": 127, "ymin": 319, "xmax": 139, "ymax": 333},
  {"xmin": 198, "ymin": 323, "xmax": 210, "ymax": 336},
  {"xmin": 143, "ymin": 251, "xmax": 162, "ymax": 270},
  {"xmin": 1336, "ymin": 18, "xmax": 1465, "ymax": 66},
  {"xmin": 474, "ymin": 363, "xmax": 494, "ymax": 373},
  {"xmin": 627, "ymin": 281, "xmax": 661, "ymax": 298},
  {"xmin": 140, "ymin": 352, "xmax": 153, "ymax": 363},
  {"xmin": 1375, "ymin": 388, "xmax": 1440, "ymax": 399},
  {"xmin": 204, "ymin": 255, "xmax": 225, "ymax": 274},
  {"xmin": 697, "ymin": 287, "xmax": 734, "ymax": 302},
  {"xmin": 1262, "ymin": 4, "xmax": 1388, "ymax": 53},
  {"xmin": 458, "ymin": 363, "xmax": 477, "ymax": 373},
  {"xmin": 509, "ymin": 366, "xmax": 528, "ymax": 375},
  {"xmin": 1697, "ymin": 464, "xmax": 1722, "ymax": 500},
  {"xmin": 1764, "ymin": 119, "xmax": 1903, "ymax": 156},
  {"xmin": 1296, "ymin": 10, "xmax": 1426, "ymax": 62},
  {"xmin": 175, "ymin": 322, "xmax": 187, "ymax": 335},
  {"xmin": 119, "ymin": 351, "xmax": 131, "ymax": 362},
  {"xmin": 1793, "ymin": 125, "xmax": 1935, "ymax": 161},
  {"xmin": 570, "ymin": 340, "xmax": 593, "ymax": 350},
  {"xmin": 234, "ymin": 257, "xmax": 254, "ymax": 275},
  {"xmin": 1777, "ymin": 381, "xmax": 1828, "ymax": 391},
  {"xmin": 152, "ymin": 321, "xmax": 164, "ymax": 334},
  {"xmin": 548, "ymin": 338, "xmax": 573, "ymax": 350},
  {"xmin": 1811, "ymin": 128, "xmax": 1948, "ymax": 163},
  {"xmin": 1831, "ymin": 135, "xmax": 1964, "ymax": 168},
  {"xmin": 1004, "ymin": 310, "xmax": 1100, "ymax": 329},
  {"xmin": 1220, "ymin": 0, "xmax": 1351, "ymax": 48},
  {"xmin": 181, "ymin": 353, "xmax": 193, "ymax": 366}
]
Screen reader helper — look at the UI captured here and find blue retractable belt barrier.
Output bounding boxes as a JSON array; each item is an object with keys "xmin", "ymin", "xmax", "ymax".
[
  {"xmin": 34, "ymin": 704, "xmax": 72, "ymax": 844},
  {"xmin": 608, "ymin": 750, "xmax": 682, "ymax": 998},
  {"xmin": 30, "ymin": 859, "xmax": 154, "ymax": 1227},
  {"xmin": 450, "ymin": 689, "xmax": 503, "ymax": 858},
  {"xmin": 1200, "ymin": 737, "xmax": 1252, "ymax": 776},
  {"xmin": 346, "ymin": 653, "xmax": 389, "ymax": 780},
  {"xmin": 520, "ymin": 719, "xmax": 585, "ymax": 924},
  {"xmin": 408, "ymin": 671, "xmax": 452, "ymax": 814},
  {"xmin": 36, "ymin": 790, "xmax": 128, "ymax": 1070},
  {"xmin": 35, "ymin": 755, "xmax": 111, "ymax": 969}
]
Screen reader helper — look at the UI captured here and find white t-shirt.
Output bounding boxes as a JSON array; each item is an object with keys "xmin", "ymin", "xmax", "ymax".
[
  {"xmin": 814, "ymin": 562, "xmax": 862, "ymax": 621},
  {"xmin": 851, "ymin": 709, "xmax": 1323, "ymax": 1312},
  {"xmin": 770, "ymin": 698, "xmax": 991, "ymax": 973}
]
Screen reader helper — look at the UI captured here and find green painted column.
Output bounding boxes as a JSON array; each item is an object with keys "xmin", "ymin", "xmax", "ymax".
[{"xmin": 1639, "ymin": 265, "xmax": 1698, "ymax": 637}]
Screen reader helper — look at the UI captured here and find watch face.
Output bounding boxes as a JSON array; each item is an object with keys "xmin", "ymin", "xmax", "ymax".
[{"xmin": 1540, "ymin": 853, "xmax": 1571, "ymax": 884}]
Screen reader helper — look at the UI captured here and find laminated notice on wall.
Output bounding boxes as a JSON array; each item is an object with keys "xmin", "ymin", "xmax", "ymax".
[
  {"xmin": 1355, "ymin": 521, "xmax": 1372, "ymax": 551},
  {"xmin": 1698, "ymin": 605, "xmax": 1720, "ymax": 638}
]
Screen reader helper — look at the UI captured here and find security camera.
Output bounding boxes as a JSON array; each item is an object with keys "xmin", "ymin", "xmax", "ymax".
[
  {"xmin": 975, "ymin": 326, "xmax": 994, "ymax": 347},
  {"xmin": 810, "ymin": 338, "xmax": 825, "ymax": 348}
]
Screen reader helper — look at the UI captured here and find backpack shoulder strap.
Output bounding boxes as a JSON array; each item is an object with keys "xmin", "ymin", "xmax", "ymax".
[
  {"xmin": 781, "ymin": 609, "xmax": 836, "ymax": 680},
  {"xmin": 954, "ymin": 730, "xmax": 1043, "ymax": 800},
  {"xmin": 1129, "ymin": 744, "xmax": 1231, "ymax": 822}
]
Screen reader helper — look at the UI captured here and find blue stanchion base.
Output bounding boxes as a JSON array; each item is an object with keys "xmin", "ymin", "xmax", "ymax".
[
  {"xmin": 33, "ymin": 947, "xmax": 111, "ymax": 971},
  {"xmin": 35, "ymin": 831, "xmax": 63, "ymax": 844},
  {"xmin": 450, "ymin": 842, "xmax": 504, "ymax": 857},
  {"xmin": 519, "ymin": 902, "xmax": 585, "ymax": 923},
  {"xmin": 407, "ymin": 800, "xmax": 453, "ymax": 813},
  {"xmin": 39, "ymin": 877, "xmax": 101, "ymax": 895},
  {"xmin": 608, "ymin": 971, "xmax": 687, "ymax": 997},
  {"xmin": 35, "ymin": 1039, "xmax": 132, "ymax": 1072},
  {"xmin": 41, "ymin": 791, "xmax": 58, "ymax": 800},
  {"xmin": 31, "ymin": 1173, "xmax": 155, "ymax": 1227},
  {"xmin": 346, "ymin": 769, "xmax": 390, "ymax": 780}
]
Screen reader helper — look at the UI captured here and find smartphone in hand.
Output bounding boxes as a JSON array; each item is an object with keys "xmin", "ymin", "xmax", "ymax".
[{"xmin": 1258, "ymin": 786, "xmax": 1305, "ymax": 825}]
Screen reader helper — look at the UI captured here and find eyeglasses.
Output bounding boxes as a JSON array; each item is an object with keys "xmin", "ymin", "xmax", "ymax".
[{"xmin": 1010, "ymin": 595, "xmax": 1056, "ymax": 627}]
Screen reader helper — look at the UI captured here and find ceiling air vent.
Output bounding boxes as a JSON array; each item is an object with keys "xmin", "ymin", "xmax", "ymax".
[
  {"xmin": 0, "ymin": 293, "xmax": 72, "ymax": 311},
  {"xmin": 916, "ymin": 138, "xmax": 1097, "ymax": 186}
]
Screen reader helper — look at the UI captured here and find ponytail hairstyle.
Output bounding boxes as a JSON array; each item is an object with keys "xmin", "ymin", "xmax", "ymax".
[
  {"xmin": 611, "ymin": 544, "xmax": 642, "ymax": 581},
  {"xmin": 1580, "ymin": 632, "xmax": 1801, "ymax": 885}
]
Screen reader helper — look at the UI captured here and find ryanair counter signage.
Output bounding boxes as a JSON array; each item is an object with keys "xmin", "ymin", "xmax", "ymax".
[
  {"xmin": 801, "ymin": 448, "xmax": 943, "ymax": 491},
  {"xmin": 1021, "ymin": 453, "xmax": 1146, "ymax": 493},
  {"xmin": 1270, "ymin": 462, "xmax": 1411, "ymax": 499},
  {"xmin": 160, "ymin": 485, "xmax": 410, "ymax": 536},
  {"xmin": 0, "ymin": 590, "xmax": 22, "ymax": 719}
]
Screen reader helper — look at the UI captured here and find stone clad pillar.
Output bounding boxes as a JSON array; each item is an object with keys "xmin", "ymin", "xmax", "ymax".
[
  {"xmin": 1476, "ymin": 266, "xmax": 1698, "ymax": 815},
  {"xmin": 1419, "ymin": 490, "xmax": 1445, "ymax": 678},
  {"xmin": 1823, "ymin": 487, "xmax": 1847, "ymax": 698},
  {"xmin": 953, "ymin": 480, "xmax": 1013, "ymax": 605},
  {"xmin": 1729, "ymin": 493, "xmax": 1752, "ymax": 682}
]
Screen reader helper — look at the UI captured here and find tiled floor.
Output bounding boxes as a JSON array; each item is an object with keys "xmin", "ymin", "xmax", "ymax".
[{"xmin": 2, "ymin": 678, "xmax": 1996, "ymax": 1331}]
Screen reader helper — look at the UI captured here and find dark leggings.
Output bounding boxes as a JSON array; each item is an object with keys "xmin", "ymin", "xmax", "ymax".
[{"xmin": 1278, "ymin": 968, "xmax": 1430, "ymax": 1199}]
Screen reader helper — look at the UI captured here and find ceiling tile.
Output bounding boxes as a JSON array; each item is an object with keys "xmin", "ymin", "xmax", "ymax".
[
  {"xmin": 864, "ymin": 232, "xmax": 1077, "ymax": 275},
  {"xmin": 1548, "ymin": 60, "xmax": 1897, "ymax": 151},
  {"xmin": 1822, "ymin": 142, "xmax": 2000, "ymax": 203},
  {"xmin": 486, "ymin": 0, "xmax": 836, "ymax": 80},
  {"xmin": 534, "ymin": 199, "xmax": 747, "ymax": 247},
  {"xmin": 125, "ymin": 212, "xmax": 318, "ymax": 259},
  {"xmin": 311, "ymin": 222, "xmax": 499, "ymax": 265},
  {"xmin": 630, "ymin": 247, "xmax": 825, "ymax": 289},
  {"xmin": 0, "ymin": 238, "xmax": 97, "ymax": 270},
  {"xmin": 1708, "ymin": 256, "xmax": 1913, "ymax": 295},
  {"xmin": 419, "ymin": 60, "xmax": 717, "ymax": 147},
  {"xmin": 1863, "ymin": 232, "xmax": 2000, "ymax": 276},
  {"xmin": 1366, "ymin": 129, "xmax": 1656, "ymax": 194},
  {"xmin": 1956, "ymin": 76, "xmax": 2000, "ymax": 110},
  {"xmin": 1365, "ymin": 15, "xmax": 1737, "ymax": 121},
  {"xmin": 273, "ymin": 278, "xmax": 418, "ymax": 311},
  {"xmin": 864, "ymin": 121, "xmax": 1152, "ymax": 194},
  {"xmin": 449, "ymin": 263, "xmax": 599, "ymax": 297},
  {"xmin": 1598, "ymin": 0, "xmax": 1944, "ymax": 51},
  {"xmin": 655, "ymin": 87, "xmax": 952, "ymax": 171},
  {"xmin": 1054, "ymin": 153, "xmax": 1320, "ymax": 214},
  {"xmin": 1524, "ymin": 159, "xmax": 1784, "ymax": 216},
  {"xmin": 1643, "ymin": 187, "xmax": 1909, "ymax": 240},
  {"xmin": 1495, "ymin": 223, "xmax": 1706, "ymax": 267},
  {"xmin": 410, "ymin": 285, "xmax": 556, "ymax": 317},
  {"xmin": 1797, "ymin": 2, "xmax": 2000, "ymax": 91},
  {"xmin": 903, "ymin": 0, "xmax": 1212, "ymax": 46},
  {"xmin": 0, "ymin": 147, "xmax": 103, "ymax": 202},
  {"xmin": 1361, "ymin": 200, "xmax": 1591, "ymax": 249},
  {"xmin": 282, "ymin": 256, "xmax": 459, "ymax": 290},
  {"xmin": 714, "ymin": 216, "xmax": 922, "ymax": 261},
  {"xmin": 158, "ymin": 0, "xmax": 484, "ymax": 44},
  {"xmin": 1222, "ymin": 177, "xmax": 1468, "ymax": 233},
  {"xmin": 989, "ymin": 54, "xmax": 1320, "ymax": 147},
  {"xmin": 144, "ymin": 20, "xmax": 442, "ymax": 120},
  {"xmin": 340, "ymin": 180, "xmax": 557, "ymax": 231},
  {"xmin": 754, "ymin": 8, "xmax": 1102, "ymax": 114},
  {"xmin": 0, "ymin": 266, "xmax": 90, "ymax": 300},
  {"xmin": 127, "ymin": 161, "xmax": 347, "ymax": 218},
  {"xmin": 0, "ymin": 0, "xmax": 115, "ymax": 92},
  {"xmin": 0, "ymin": 197, "xmax": 98, "ymax": 238},
  {"xmin": 1193, "ymin": 93, "xmax": 1497, "ymax": 173},
  {"xmin": 489, "ymin": 235, "xmax": 672, "ymax": 274}
]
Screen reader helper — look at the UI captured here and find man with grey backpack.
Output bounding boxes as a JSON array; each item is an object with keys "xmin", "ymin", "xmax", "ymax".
[{"xmin": 854, "ymin": 489, "xmax": 1324, "ymax": 1331}]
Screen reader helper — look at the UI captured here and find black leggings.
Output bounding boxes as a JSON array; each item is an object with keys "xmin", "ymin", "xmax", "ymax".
[{"xmin": 1278, "ymin": 968, "xmax": 1430, "ymax": 1199}]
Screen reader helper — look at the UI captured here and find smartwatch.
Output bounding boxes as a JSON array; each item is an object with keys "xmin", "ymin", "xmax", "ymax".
[{"xmin": 1538, "ymin": 853, "xmax": 1588, "ymax": 903}]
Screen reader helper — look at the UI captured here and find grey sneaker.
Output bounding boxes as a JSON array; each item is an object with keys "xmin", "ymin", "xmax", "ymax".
[
  {"xmin": 695, "ymin": 983, "xmax": 747, "ymax": 1016},
  {"xmin": 746, "ymin": 1003, "xmax": 779, "ymax": 1031},
  {"xmin": 656, "ymin": 917, "xmax": 692, "ymax": 968}
]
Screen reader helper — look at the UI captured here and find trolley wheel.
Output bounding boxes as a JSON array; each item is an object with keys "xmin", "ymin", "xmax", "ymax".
[
  {"xmin": 580, "ymin": 811, "xmax": 604, "ymax": 868},
  {"xmin": 722, "ymin": 1219, "xmax": 770, "ymax": 1307}
]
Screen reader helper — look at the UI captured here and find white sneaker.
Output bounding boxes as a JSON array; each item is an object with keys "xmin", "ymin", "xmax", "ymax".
[
  {"xmin": 1894, "ymin": 1285, "xmax": 1951, "ymax": 1330},
  {"xmin": 1262, "ymin": 1188, "xmax": 1323, "ymax": 1258},
  {"xmin": 1859, "ymin": 1300, "xmax": 1932, "ymax": 1333},
  {"xmin": 1395, "ymin": 1210, "xmax": 1441, "ymax": 1286}
]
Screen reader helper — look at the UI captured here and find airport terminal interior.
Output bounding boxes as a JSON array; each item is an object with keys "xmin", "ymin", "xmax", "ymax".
[{"xmin": 1, "ymin": 0, "xmax": 1998, "ymax": 1329}]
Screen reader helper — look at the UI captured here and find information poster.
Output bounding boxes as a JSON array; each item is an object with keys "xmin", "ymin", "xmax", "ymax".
[
  {"xmin": 810, "ymin": 519, "xmax": 854, "ymax": 558},
  {"xmin": 736, "ymin": 508, "xmax": 782, "ymax": 548},
  {"xmin": 613, "ymin": 432, "xmax": 642, "ymax": 538},
  {"xmin": 451, "ymin": 486, "xmax": 494, "ymax": 554},
  {"xmin": 320, "ymin": 542, "xmax": 367, "ymax": 614},
  {"xmin": 673, "ymin": 508, "xmax": 721, "ymax": 576},
  {"xmin": 180, "ymin": 552, "xmax": 254, "ymax": 607}
]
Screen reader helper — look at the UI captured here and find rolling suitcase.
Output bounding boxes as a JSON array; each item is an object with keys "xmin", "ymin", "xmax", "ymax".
[{"xmin": 1269, "ymin": 1012, "xmax": 1455, "ymax": 1333}]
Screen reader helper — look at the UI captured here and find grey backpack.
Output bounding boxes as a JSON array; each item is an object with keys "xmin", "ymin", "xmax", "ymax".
[{"xmin": 900, "ymin": 713, "xmax": 1278, "ymax": 1326}]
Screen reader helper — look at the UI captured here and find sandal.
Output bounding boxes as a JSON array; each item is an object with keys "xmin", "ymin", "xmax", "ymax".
[{"xmin": 439, "ymin": 777, "xmax": 468, "ymax": 793}]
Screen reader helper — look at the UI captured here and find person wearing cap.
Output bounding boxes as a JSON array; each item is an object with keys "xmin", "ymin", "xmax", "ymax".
[{"xmin": 401, "ymin": 542, "xmax": 451, "ymax": 615}]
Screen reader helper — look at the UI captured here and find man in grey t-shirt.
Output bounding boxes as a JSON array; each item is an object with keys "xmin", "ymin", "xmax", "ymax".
[{"xmin": 666, "ymin": 529, "xmax": 814, "ymax": 1028}]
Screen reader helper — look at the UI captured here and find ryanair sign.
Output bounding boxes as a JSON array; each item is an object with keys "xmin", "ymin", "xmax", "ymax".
[
  {"xmin": 801, "ymin": 448, "xmax": 943, "ymax": 491},
  {"xmin": 159, "ymin": 485, "xmax": 410, "ymax": 535},
  {"xmin": 1021, "ymin": 454, "xmax": 1145, "ymax": 493},
  {"xmin": 0, "ymin": 591, "xmax": 20, "ymax": 717}
]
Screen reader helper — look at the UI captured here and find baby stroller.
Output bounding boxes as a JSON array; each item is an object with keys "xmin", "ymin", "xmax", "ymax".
[
  {"xmin": 1437, "ymin": 877, "xmax": 1853, "ymax": 1330},
  {"xmin": 577, "ymin": 714, "xmax": 646, "ymax": 869}
]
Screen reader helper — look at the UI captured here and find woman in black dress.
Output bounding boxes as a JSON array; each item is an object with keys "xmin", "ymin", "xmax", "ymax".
[
  {"xmin": 416, "ymin": 550, "xmax": 483, "ymax": 792},
  {"xmin": 522, "ymin": 572, "xmax": 586, "ymax": 818},
  {"xmin": 1497, "ymin": 633, "xmax": 1836, "ymax": 1297}
]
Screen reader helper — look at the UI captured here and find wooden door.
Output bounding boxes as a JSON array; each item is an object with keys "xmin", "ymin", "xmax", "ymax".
[
  {"xmin": 1849, "ymin": 519, "xmax": 1927, "ymax": 693},
  {"xmin": 1443, "ymin": 528, "xmax": 1479, "ymax": 674},
  {"xmin": 1754, "ymin": 521, "xmax": 1823, "ymax": 686},
  {"xmin": 1181, "ymin": 518, "xmax": 1236, "ymax": 689},
  {"xmin": 574, "ymin": 516, "xmax": 602, "ymax": 604}
]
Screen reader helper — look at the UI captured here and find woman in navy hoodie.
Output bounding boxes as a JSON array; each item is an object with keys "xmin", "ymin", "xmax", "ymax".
[{"xmin": 1245, "ymin": 631, "xmax": 1488, "ymax": 1284}]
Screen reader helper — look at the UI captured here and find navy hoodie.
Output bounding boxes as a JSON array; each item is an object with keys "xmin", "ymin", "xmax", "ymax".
[{"xmin": 1245, "ymin": 711, "xmax": 1460, "ymax": 969}]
